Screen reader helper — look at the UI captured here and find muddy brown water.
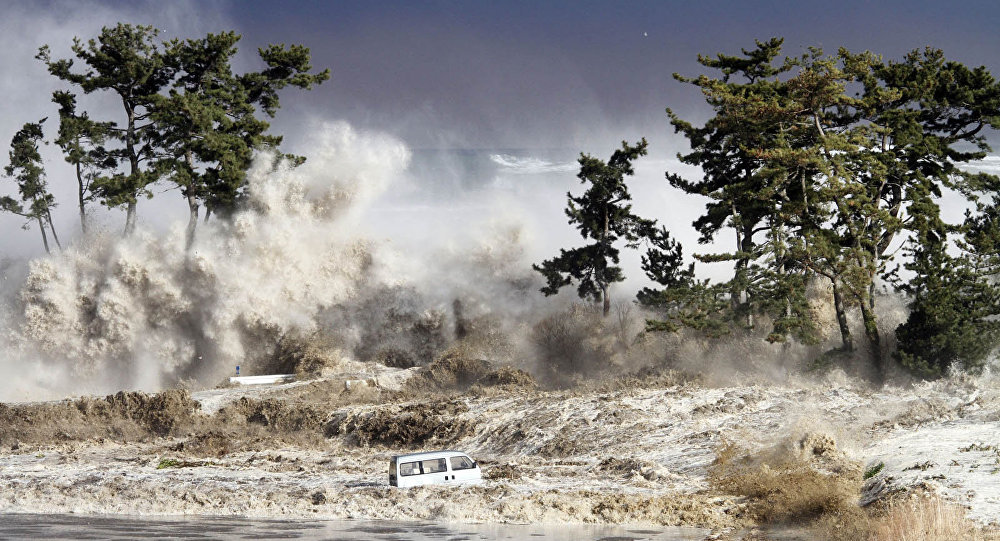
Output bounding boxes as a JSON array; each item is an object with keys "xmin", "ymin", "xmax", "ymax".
[{"xmin": 0, "ymin": 514, "xmax": 709, "ymax": 540}]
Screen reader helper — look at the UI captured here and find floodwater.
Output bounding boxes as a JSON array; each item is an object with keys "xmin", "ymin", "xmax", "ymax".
[{"xmin": 0, "ymin": 514, "xmax": 709, "ymax": 540}]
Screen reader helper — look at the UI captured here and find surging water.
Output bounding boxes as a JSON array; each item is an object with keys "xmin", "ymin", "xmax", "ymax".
[
  {"xmin": 1, "ymin": 122, "xmax": 409, "ymax": 399},
  {"xmin": 0, "ymin": 122, "xmax": 587, "ymax": 402}
]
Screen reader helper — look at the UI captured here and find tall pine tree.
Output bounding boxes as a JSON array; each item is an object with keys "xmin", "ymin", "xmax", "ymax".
[
  {"xmin": 534, "ymin": 138, "xmax": 650, "ymax": 317},
  {"xmin": 663, "ymin": 38, "xmax": 819, "ymax": 343},
  {"xmin": 51, "ymin": 90, "xmax": 116, "ymax": 235},
  {"xmin": 153, "ymin": 32, "xmax": 329, "ymax": 247},
  {"xmin": 38, "ymin": 23, "xmax": 173, "ymax": 235},
  {"xmin": 2, "ymin": 120, "xmax": 60, "ymax": 254}
]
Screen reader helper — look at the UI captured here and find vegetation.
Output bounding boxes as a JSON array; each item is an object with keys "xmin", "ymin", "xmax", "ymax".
[
  {"xmin": 51, "ymin": 91, "xmax": 114, "ymax": 235},
  {"xmin": 863, "ymin": 462, "xmax": 885, "ymax": 480},
  {"xmin": 864, "ymin": 496, "xmax": 988, "ymax": 541},
  {"xmin": 641, "ymin": 39, "xmax": 1000, "ymax": 381},
  {"xmin": 2, "ymin": 120, "xmax": 60, "ymax": 253},
  {"xmin": 27, "ymin": 23, "xmax": 327, "ymax": 238},
  {"xmin": 533, "ymin": 138, "xmax": 652, "ymax": 317},
  {"xmin": 152, "ymin": 31, "xmax": 328, "ymax": 246}
]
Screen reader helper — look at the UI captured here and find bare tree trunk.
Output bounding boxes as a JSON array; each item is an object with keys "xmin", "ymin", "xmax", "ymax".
[
  {"xmin": 738, "ymin": 221, "xmax": 756, "ymax": 328},
  {"xmin": 123, "ymin": 100, "xmax": 138, "ymax": 237},
  {"xmin": 204, "ymin": 207, "xmax": 212, "ymax": 223},
  {"xmin": 775, "ymin": 217, "xmax": 791, "ymax": 319},
  {"xmin": 859, "ymin": 291, "xmax": 884, "ymax": 384},
  {"xmin": 186, "ymin": 192, "xmax": 199, "ymax": 250},
  {"xmin": 36, "ymin": 215, "xmax": 50, "ymax": 255},
  {"xmin": 45, "ymin": 207, "xmax": 62, "ymax": 250},
  {"xmin": 124, "ymin": 201, "xmax": 137, "ymax": 235},
  {"xmin": 76, "ymin": 162, "xmax": 87, "ymax": 235},
  {"xmin": 601, "ymin": 205, "xmax": 611, "ymax": 318},
  {"xmin": 731, "ymin": 209, "xmax": 743, "ymax": 314},
  {"xmin": 184, "ymin": 149, "xmax": 199, "ymax": 250},
  {"xmin": 831, "ymin": 279, "xmax": 853, "ymax": 351},
  {"xmin": 602, "ymin": 284, "xmax": 610, "ymax": 318}
]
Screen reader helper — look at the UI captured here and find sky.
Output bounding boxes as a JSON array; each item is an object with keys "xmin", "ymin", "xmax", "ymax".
[
  {"xmin": 2, "ymin": 0, "xmax": 1000, "ymax": 269},
  {"xmin": 226, "ymin": 0, "xmax": 1000, "ymax": 150}
]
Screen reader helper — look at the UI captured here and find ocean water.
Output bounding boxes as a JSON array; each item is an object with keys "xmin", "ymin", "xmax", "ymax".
[
  {"xmin": 0, "ymin": 514, "xmax": 708, "ymax": 540},
  {"xmin": 405, "ymin": 148, "xmax": 579, "ymax": 196},
  {"xmin": 364, "ymin": 147, "xmax": 588, "ymax": 276}
]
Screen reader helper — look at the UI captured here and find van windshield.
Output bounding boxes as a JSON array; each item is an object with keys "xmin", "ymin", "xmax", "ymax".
[{"xmin": 450, "ymin": 456, "xmax": 475, "ymax": 470}]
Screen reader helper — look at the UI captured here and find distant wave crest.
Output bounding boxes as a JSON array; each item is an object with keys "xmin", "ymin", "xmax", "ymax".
[
  {"xmin": 489, "ymin": 153, "xmax": 576, "ymax": 175},
  {"xmin": 962, "ymin": 155, "xmax": 1000, "ymax": 173}
]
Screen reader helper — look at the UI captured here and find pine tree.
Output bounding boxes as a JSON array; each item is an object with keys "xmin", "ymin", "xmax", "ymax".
[
  {"xmin": 51, "ymin": 90, "xmax": 116, "ymax": 235},
  {"xmin": 37, "ymin": 23, "xmax": 173, "ymax": 235},
  {"xmin": 665, "ymin": 38, "xmax": 819, "ymax": 343},
  {"xmin": 534, "ymin": 138, "xmax": 650, "ymax": 317},
  {"xmin": 665, "ymin": 42, "xmax": 1000, "ymax": 381},
  {"xmin": 152, "ymin": 32, "xmax": 329, "ymax": 247},
  {"xmin": 827, "ymin": 47, "xmax": 1000, "ymax": 380},
  {"xmin": 895, "ymin": 190, "xmax": 1000, "ymax": 377},
  {"xmin": 2, "ymin": 120, "xmax": 60, "ymax": 254},
  {"xmin": 635, "ymin": 225, "xmax": 718, "ymax": 334}
]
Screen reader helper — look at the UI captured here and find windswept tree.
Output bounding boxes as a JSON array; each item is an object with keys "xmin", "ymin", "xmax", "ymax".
[
  {"xmin": 663, "ymin": 38, "xmax": 1000, "ymax": 382},
  {"xmin": 51, "ymin": 90, "xmax": 116, "ymax": 234},
  {"xmin": 791, "ymin": 47, "xmax": 1000, "ymax": 379},
  {"xmin": 534, "ymin": 138, "xmax": 650, "ymax": 317},
  {"xmin": 663, "ymin": 38, "xmax": 819, "ymax": 343},
  {"xmin": 153, "ymin": 32, "xmax": 329, "ymax": 247},
  {"xmin": 635, "ymin": 224, "xmax": 711, "ymax": 333},
  {"xmin": 37, "ymin": 23, "xmax": 173, "ymax": 236},
  {"xmin": 2, "ymin": 120, "xmax": 61, "ymax": 253},
  {"xmin": 847, "ymin": 47, "xmax": 1000, "ymax": 375},
  {"xmin": 666, "ymin": 39, "xmax": 793, "ymax": 328},
  {"xmin": 894, "ymin": 211, "xmax": 1000, "ymax": 378}
]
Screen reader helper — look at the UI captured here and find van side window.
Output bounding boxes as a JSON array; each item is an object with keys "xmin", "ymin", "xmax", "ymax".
[
  {"xmin": 421, "ymin": 458, "xmax": 447, "ymax": 474},
  {"xmin": 450, "ymin": 456, "xmax": 475, "ymax": 470},
  {"xmin": 400, "ymin": 461, "xmax": 422, "ymax": 476}
]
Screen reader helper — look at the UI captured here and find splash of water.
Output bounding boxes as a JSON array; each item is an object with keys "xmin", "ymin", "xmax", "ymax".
[{"xmin": 0, "ymin": 122, "xmax": 412, "ymax": 400}]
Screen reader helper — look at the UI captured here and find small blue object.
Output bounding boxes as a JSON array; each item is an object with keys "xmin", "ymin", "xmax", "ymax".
[{"xmin": 236, "ymin": 365, "xmax": 240, "ymax": 376}]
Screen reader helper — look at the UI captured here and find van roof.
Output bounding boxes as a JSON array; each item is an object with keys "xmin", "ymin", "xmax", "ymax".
[{"xmin": 392, "ymin": 450, "xmax": 471, "ymax": 461}]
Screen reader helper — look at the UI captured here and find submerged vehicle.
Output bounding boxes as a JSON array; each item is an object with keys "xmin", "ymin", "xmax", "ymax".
[{"xmin": 389, "ymin": 450, "xmax": 483, "ymax": 488}]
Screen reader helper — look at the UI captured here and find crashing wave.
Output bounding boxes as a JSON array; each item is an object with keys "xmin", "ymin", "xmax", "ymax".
[
  {"xmin": 0, "ymin": 121, "xmax": 547, "ymax": 402},
  {"xmin": 489, "ymin": 153, "xmax": 576, "ymax": 175},
  {"xmin": 960, "ymin": 154, "xmax": 1000, "ymax": 173},
  {"xmin": 0, "ymin": 122, "xmax": 410, "ymax": 399}
]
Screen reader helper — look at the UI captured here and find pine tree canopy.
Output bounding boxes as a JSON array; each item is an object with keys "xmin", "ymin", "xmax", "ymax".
[{"xmin": 534, "ymin": 138, "xmax": 651, "ymax": 316}]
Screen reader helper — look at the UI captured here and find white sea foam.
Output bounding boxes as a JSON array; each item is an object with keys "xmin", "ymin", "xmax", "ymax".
[{"xmin": 0, "ymin": 121, "xmax": 557, "ymax": 402}]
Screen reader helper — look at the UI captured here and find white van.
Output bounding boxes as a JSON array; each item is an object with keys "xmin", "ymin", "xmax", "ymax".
[{"xmin": 389, "ymin": 450, "xmax": 483, "ymax": 488}]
